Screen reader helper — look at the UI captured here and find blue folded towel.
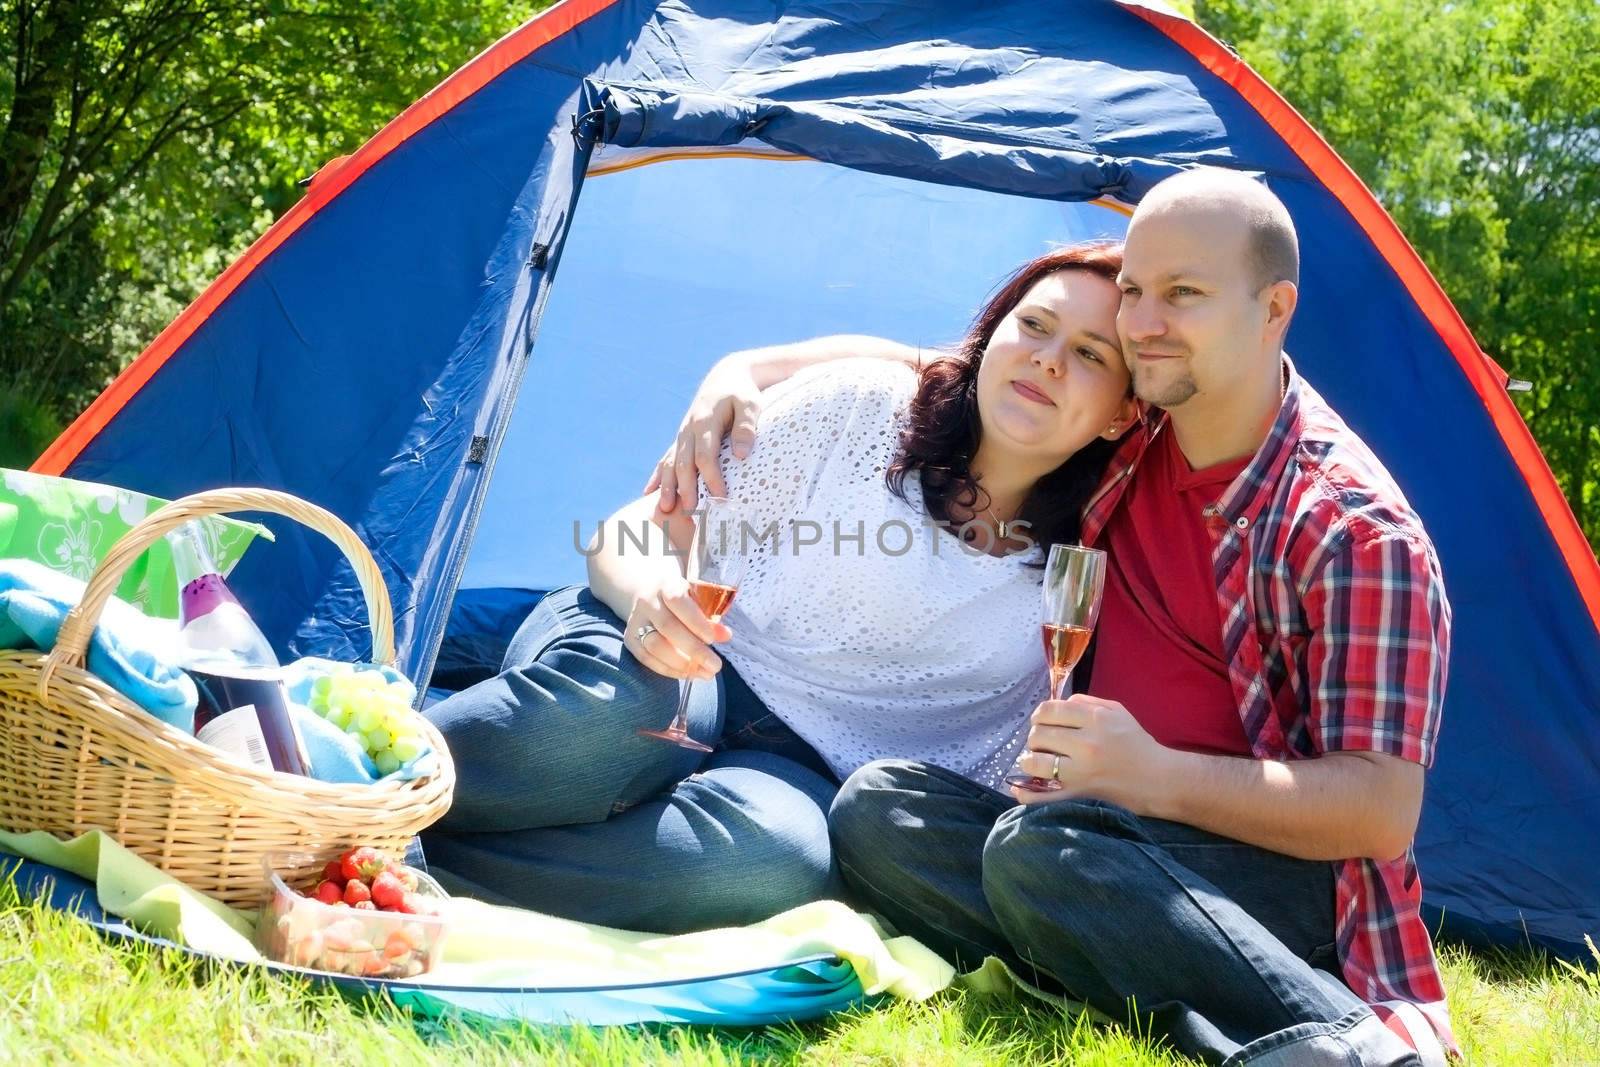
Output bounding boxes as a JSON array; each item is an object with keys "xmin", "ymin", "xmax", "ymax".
[
  {"xmin": 0, "ymin": 559, "xmax": 196, "ymax": 731},
  {"xmin": 288, "ymin": 704, "xmax": 381, "ymax": 783}
]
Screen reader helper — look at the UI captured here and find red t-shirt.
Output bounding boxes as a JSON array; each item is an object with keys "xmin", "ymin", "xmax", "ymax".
[{"xmin": 1090, "ymin": 427, "xmax": 1254, "ymax": 757}]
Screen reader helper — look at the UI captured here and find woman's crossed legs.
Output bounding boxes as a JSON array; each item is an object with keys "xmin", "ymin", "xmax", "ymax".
[{"xmin": 421, "ymin": 585, "xmax": 839, "ymax": 933}]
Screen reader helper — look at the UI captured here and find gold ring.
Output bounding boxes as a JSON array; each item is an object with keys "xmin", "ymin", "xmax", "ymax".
[{"xmin": 1050, "ymin": 754, "xmax": 1062, "ymax": 781}]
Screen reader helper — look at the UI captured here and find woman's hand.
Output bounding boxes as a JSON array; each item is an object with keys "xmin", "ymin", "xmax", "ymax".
[
  {"xmin": 643, "ymin": 357, "xmax": 765, "ymax": 514},
  {"xmin": 623, "ymin": 576, "xmax": 735, "ymax": 680}
]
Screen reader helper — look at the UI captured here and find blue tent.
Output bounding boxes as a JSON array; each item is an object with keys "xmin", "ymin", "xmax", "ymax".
[{"xmin": 33, "ymin": 0, "xmax": 1600, "ymax": 961}]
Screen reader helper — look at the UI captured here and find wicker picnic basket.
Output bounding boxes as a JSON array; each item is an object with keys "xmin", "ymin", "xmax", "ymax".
[{"xmin": 0, "ymin": 487, "xmax": 455, "ymax": 908}]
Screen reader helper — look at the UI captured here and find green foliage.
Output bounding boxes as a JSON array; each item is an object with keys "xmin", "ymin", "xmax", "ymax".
[
  {"xmin": 0, "ymin": 391, "xmax": 61, "ymax": 469},
  {"xmin": 1196, "ymin": 0, "xmax": 1600, "ymax": 549},
  {"xmin": 0, "ymin": 1, "xmax": 544, "ymax": 430}
]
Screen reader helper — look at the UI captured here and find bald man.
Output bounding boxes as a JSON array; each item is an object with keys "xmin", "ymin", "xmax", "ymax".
[{"xmin": 649, "ymin": 169, "xmax": 1451, "ymax": 1066}]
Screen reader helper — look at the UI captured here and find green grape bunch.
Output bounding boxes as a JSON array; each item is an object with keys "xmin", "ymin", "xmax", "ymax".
[{"xmin": 308, "ymin": 672, "xmax": 428, "ymax": 776}]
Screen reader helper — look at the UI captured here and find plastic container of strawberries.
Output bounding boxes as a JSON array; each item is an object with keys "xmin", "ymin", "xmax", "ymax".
[{"xmin": 255, "ymin": 852, "xmax": 450, "ymax": 979}]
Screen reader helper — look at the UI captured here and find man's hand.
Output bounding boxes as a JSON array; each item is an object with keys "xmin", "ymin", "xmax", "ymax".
[
  {"xmin": 1012, "ymin": 694, "xmax": 1426, "ymax": 862},
  {"xmin": 643, "ymin": 335, "xmax": 924, "ymax": 513},
  {"xmin": 1010, "ymin": 694, "xmax": 1166, "ymax": 809},
  {"xmin": 644, "ymin": 358, "xmax": 764, "ymax": 514}
]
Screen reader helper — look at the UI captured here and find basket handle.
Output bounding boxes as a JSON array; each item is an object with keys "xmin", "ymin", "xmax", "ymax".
[{"xmin": 37, "ymin": 488, "xmax": 396, "ymax": 699}]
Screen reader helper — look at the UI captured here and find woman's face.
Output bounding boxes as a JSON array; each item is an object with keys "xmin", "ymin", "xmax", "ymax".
[{"xmin": 975, "ymin": 269, "xmax": 1133, "ymax": 468}]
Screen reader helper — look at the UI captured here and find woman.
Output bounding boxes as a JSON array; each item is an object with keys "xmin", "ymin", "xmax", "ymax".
[{"xmin": 420, "ymin": 243, "xmax": 1136, "ymax": 932}]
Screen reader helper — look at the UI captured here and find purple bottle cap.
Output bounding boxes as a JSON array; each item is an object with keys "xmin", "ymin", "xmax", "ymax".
[{"xmin": 181, "ymin": 573, "xmax": 239, "ymax": 621}]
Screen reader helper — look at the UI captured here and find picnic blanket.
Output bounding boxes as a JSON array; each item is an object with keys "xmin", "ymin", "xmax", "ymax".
[{"xmin": 0, "ymin": 828, "xmax": 976, "ymax": 1026}]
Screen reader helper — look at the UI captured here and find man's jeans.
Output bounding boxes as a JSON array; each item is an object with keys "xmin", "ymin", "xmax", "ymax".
[
  {"xmin": 830, "ymin": 760, "xmax": 1421, "ymax": 1066},
  {"xmin": 420, "ymin": 586, "xmax": 840, "ymax": 933}
]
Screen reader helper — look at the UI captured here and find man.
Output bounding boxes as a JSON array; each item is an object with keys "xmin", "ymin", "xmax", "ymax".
[{"xmin": 648, "ymin": 168, "xmax": 1452, "ymax": 1066}]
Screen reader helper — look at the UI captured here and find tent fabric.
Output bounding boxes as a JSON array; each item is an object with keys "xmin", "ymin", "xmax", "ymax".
[{"xmin": 26, "ymin": 0, "xmax": 1600, "ymax": 961}]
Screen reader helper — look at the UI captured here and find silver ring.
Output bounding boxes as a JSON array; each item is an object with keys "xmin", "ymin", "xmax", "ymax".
[
  {"xmin": 635, "ymin": 623, "xmax": 658, "ymax": 641},
  {"xmin": 1050, "ymin": 754, "xmax": 1062, "ymax": 782}
]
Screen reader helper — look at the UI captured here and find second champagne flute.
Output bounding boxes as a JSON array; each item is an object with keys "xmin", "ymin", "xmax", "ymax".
[
  {"xmin": 638, "ymin": 496, "xmax": 752, "ymax": 751},
  {"xmin": 1003, "ymin": 543, "xmax": 1108, "ymax": 792}
]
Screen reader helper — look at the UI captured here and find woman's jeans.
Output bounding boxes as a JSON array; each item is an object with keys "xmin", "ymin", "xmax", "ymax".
[
  {"xmin": 420, "ymin": 585, "xmax": 841, "ymax": 933},
  {"xmin": 830, "ymin": 760, "xmax": 1422, "ymax": 1067}
]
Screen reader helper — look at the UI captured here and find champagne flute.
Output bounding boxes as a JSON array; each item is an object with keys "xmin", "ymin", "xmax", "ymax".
[
  {"xmin": 1003, "ymin": 543, "xmax": 1108, "ymax": 792},
  {"xmin": 638, "ymin": 497, "xmax": 752, "ymax": 751}
]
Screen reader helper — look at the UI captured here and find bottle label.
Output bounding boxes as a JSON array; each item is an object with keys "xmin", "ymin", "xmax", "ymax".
[{"xmin": 196, "ymin": 706, "xmax": 273, "ymax": 770}]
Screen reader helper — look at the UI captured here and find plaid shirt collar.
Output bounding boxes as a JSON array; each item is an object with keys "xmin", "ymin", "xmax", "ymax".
[{"xmin": 1083, "ymin": 356, "xmax": 1303, "ymax": 545}]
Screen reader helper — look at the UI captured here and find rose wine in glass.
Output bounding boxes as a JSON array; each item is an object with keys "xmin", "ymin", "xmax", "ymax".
[
  {"xmin": 1041, "ymin": 622, "xmax": 1093, "ymax": 691},
  {"xmin": 687, "ymin": 579, "xmax": 738, "ymax": 619},
  {"xmin": 1004, "ymin": 543, "xmax": 1108, "ymax": 792},
  {"xmin": 639, "ymin": 497, "xmax": 751, "ymax": 751}
]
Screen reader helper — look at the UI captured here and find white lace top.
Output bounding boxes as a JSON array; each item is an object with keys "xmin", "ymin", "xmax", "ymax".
[{"xmin": 709, "ymin": 359, "xmax": 1047, "ymax": 790}]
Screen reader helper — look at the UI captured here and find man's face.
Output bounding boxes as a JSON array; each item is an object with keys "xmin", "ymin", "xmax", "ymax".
[{"xmin": 1115, "ymin": 207, "xmax": 1271, "ymax": 411}]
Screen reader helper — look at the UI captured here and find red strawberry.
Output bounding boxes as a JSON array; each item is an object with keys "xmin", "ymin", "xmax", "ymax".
[
  {"xmin": 339, "ymin": 846, "xmax": 387, "ymax": 884},
  {"xmin": 399, "ymin": 891, "xmax": 437, "ymax": 916},
  {"xmin": 353, "ymin": 900, "xmax": 377, "ymax": 911},
  {"xmin": 369, "ymin": 871, "xmax": 406, "ymax": 910},
  {"xmin": 322, "ymin": 860, "xmax": 345, "ymax": 885},
  {"xmin": 343, "ymin": 878, "xmax": 372, "ymax": 905},
  {"xmin": 314, "ymin": 880, "xmax": 343, "ymax": 905}
]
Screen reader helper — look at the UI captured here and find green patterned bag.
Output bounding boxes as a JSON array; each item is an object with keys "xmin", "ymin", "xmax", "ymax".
[{"xmin": 0, "ymin": 469, "xmax": 270, "ymax": 619}]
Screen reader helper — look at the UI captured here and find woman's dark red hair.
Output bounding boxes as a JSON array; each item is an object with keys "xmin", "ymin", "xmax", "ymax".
[{"xmin": 886, "ymin": 241, "xmax": 1126, "ymax": 551}]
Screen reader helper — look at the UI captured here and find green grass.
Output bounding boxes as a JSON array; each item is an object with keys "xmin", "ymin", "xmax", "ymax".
[{"xmin": 1, "ymin": 870, "xmax": 1595, "ymax": 1065}]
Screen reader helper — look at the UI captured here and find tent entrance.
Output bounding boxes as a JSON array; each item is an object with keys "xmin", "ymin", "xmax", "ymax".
[{"xmin": 457, "ymin": 151, "xmax": 1130, "ymax": 601}]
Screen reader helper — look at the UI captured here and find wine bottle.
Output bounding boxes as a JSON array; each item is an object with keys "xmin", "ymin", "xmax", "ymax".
[
  {"xmin": 169, "ymin": 523, "xmax": 308, "ymax": 776},
  {"xmin": 170, "ymin": 523, "xmax": 279, "ymax": 669}
]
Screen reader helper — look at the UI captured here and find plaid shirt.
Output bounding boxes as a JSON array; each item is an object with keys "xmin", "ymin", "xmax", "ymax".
[{"xmin": 1081, "ymin": 358, "xmax": 1453, "ymax": 1039}]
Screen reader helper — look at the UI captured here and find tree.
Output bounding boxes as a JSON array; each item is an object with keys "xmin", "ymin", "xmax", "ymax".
[
  {"xmin": 0, "ymin": 0, "xmax": 541, "ymax": 465},
  {"xmin": 1196, "ymin": 0, "xmax": 1600, "ymax": 548}
]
